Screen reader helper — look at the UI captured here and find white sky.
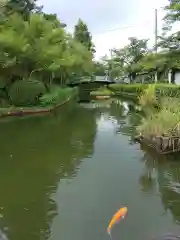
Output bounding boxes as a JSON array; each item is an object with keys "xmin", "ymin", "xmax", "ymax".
[
  {"xmin": 39, "ymin": 0, "xmax": 179, "ymax": 60},
  {"xmin": 93, "ymin": 0, "xmax": 168, "ymax": 59}
]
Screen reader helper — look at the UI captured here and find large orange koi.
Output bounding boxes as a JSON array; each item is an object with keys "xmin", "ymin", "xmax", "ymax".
[{"xmin": 107, "ymin": 206, "xmax": 128, "ymax": 237}]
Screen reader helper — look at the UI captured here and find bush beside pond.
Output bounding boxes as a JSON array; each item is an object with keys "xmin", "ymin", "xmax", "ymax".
[
  {"xmin": 90, "ymin": 87, "xmax": 114, "ymax": 96},
  {"xmin": 136, "ymin": 84, "xmax": 180, "ymax": 153},
  {"xmin": 0, "ymin": 86, "xmax": 78, "ymax": 116},
  {"xmin": 9, "ymin": 80, "xmax": 46, "ymax": 106},
  {"xmin": 39, "ymin": 86, "xmax": 77, "ymax": 107}
]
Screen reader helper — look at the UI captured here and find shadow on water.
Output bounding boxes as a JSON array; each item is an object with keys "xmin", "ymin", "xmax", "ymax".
[
  {"xmin": 0, "ymin": 102, "xmax": 97, "ymax": 240},
  {"xmin": 139, "ymin": 144, "xmax": 180, "ymax": 225}
]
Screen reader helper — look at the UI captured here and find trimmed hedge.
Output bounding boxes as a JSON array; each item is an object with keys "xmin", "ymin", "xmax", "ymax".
[
  {"xmin": 8, "ymin": 80, "xmax": 46, "ymax": 106},
  {"xmin": 90, "ymin": 87, "xmax": 113, "ymax": 96},
  {"xmin": 108, "ymin": 83, "xmax": 180, "ymax": 97}
]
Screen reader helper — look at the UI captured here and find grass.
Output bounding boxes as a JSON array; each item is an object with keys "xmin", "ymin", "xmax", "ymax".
[
  {"xmin": 39, "ymin": 86, "xmax": 75, "ymax": 107},
  {"xmin": 137, "ymin": 84, "xmax": 180, "ymax": 138},
  {"xmin": 138, "ymin": 84, "xmax": 157, "ymax": 107}
]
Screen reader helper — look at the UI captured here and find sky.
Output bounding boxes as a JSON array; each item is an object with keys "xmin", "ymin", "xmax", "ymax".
[{"xmin": 38, "ymin": 0, "xmax": 170, "ymax": 59}]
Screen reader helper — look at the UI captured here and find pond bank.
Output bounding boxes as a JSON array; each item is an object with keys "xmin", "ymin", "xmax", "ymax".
[{"xmin": 0, "ymin": 87, "xmax": 78, "ymax": 119}]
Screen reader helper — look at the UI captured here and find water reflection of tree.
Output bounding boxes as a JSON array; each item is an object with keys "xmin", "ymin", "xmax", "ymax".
[
  {"xmin": 91, "ymin": 99, "xmax": 142, "ymax": 143},
  {"xmin": 139, "ymin": 145, "xmax": 180, "ymax": 223},
  {"xmin": 0, "ymin": 103, "xmax": 97, "ymax": 240},
  {"xmin": 92, "ymin": 99, "xmax": 125, "ymax": 122},
  {"xmin": 112, "ymin": 100, "xmax": 142, "ymax": 139}
]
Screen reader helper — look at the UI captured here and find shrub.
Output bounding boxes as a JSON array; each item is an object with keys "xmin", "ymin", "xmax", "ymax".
[
  {"xmin": 155, "ymin": 84, "xmax": 180, "ymax": 97},
  {"xmin": 39, "ymin": 86, "xmax": 74, "ymax": 106},
  {"xmin": 108, "ymin": 83, "xmax": 147, "ymax": 94},
  {"xmin": 108, "ymin": 83, "xmax": 180, "ymax": 97},
  {"xmin": 0, "ymin": 13, "xmax": 93, "ymax": 106},
  {"xmin": 137, "ymin": 98, "xmax": 180, "ymax": 137},
  {"xmin": 138, "ymin": 84, "xmax": 157, "ymax": 108},
  {"xmin": 90, "ymin": 87, "xmax": 113, "ymax": 96},
  {"xmin": 8, "ymin": 80, "xmax": 46, "ymax": 106}
]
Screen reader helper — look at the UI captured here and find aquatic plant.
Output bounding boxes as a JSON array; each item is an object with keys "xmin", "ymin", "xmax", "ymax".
[
  {"xmin": 138, "ymin": 84, "xmax": 157, "ymax": 110},
  {"xmin": 137, "ymin": 98, "xmax": 180, "ymax": 138}
]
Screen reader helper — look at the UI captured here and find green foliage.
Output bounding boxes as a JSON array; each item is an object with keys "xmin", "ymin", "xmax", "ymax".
[
  {"xmin": 163, "ymin": 0, "xmax": 180, "ymax": 29},
  {"xmin": 133, "ymin": 1, "xmax": 180, "ymax": 75},
  {"xmin": 93, "ymin": 61, "xmax": 106, "ymax": 76},
  {"xmin": 4, "ymin": 0, "xmax": 42, "ymax": 20},
  {"xmin": 0, "ymin": 77, "xmax": 8, "ymax": 89},
  {"xmin": 108, "ymin": 83, "xmax": 147, "ymax": 94},
  {"xmin": 109, "ymin": 37, "xmax": 148, "ymax": 80},
  {"xmin": 137, "ymin": 98, "xmax": 180, "ymax": 138},
  {"xmin": 43, "ymin": 13, "xmax": 66, "ymax": 28},
  {"xmin": 0, "ymin": 13, "xmax": 93, "ymax": 82},
  {"xmin": 90, "ymin": 87, "xmax": 113, "ymax": 96},
  {"xmin": 138, "ymin": 84, "xmax": 157, "ymax": 108},
  {"xmin": 39, "ymin": 86, "xmax": 75, "ymax": 106},
  {"xmin": 8, "ymin": 80, "xmax": 46, "ymax": 106},
  {"xmin": 0, "ymin": 7, "xmax": 95, "ymax": 107},
  {"xmin": 74, "ymin": 18, "xmax": 95, "ymax": 55},
  {"xmin": 156, "ymin": 84, "xmax": 180, "ymax": 97},
  {"xmin": 104, "ymin": 0, "xmax": 180, "ymax": 81},
  {"xmin": 108, "ymin": 83, "xmax": 180, "ymax": 97}
]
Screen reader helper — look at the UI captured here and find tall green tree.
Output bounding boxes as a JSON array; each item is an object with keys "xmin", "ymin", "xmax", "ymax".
[
  {"xmin": 0, "ymin": 12, "xmax": 94, "ymax": 88},
  {"xmin": 43, "ymin": 13, "xmax": 66, "ymax": 28},
  {"xmin": 4, "ymin": 0, "xmax": 42, "ymax": 20},
  {"xmin": 93, "ymin": 61, "xmax": 106, "ymax": 76},
  {"xmin": 111, "ymin": 37, "xmax": 148, "ymax": 81},
  {"xmin": 74, "ymin": 18, "xmax": 95, "ymax": 55},
  {"xmin": 154, "ymin": 0, "xmax": 180, "ymax": 80},
  {"xmin": 163, "ymin": 0, "xmax": 180, "ymax": 28}
]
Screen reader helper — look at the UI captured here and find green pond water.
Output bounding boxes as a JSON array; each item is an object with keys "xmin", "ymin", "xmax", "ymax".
[{"xmin": 0, "ymin": 99, "xmax": 180, "ymax": 240}]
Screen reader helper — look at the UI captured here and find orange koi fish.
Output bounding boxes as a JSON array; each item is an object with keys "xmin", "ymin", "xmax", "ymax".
[{"xmin": 107, "ymin": 206, "xmax": 128, "ymax": 237}]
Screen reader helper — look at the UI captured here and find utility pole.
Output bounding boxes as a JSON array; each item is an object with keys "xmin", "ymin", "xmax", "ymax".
[
  {"xmin": 155, "ymin": 8, "xmax": 158, "ymax": 53},
  {"xmin": 154, "ymin": 8, "xmax": 158, "ymax": 83},
  {"xmin": 109, "ymin": 49, "xmax": 113, "ymax": 81}
]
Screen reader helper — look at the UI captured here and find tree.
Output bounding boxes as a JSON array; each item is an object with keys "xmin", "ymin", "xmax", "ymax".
[
  {"xmin": 4, "ymin": 0, "xmax": 42, "ymax": 20},
  {"xmin": 0, "ymin": 11, "xmax": 94, "ymax": 92},
  {"xmin": 155, "ymin": 0, "xmax": 180, "ymax": 80},
  {"xmin": 163, "ymin": 0, "xmax": 180, "ymax": 29},
  {"xmin": 93, "ymin": 61, "xmax": 106, "ymax": 76},
  {"xmin": 0, "ymin": 0, "xmax": 96, "ymax": 106},
  {"xmin": 43, "ymin": 13, "xmax": 66, "ymax": 28},
  {"xmin": 74, "ymin": 18, "xmax": 95, "ymax": 55},
  {"xmin": 111, "ymin": 37, "xmax": 148, "ymax": 81}
]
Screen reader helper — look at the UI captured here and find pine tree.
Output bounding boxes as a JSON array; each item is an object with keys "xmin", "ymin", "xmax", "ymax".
[{"xmin": 74, "ymin": 19, "xmax": 95, "ymax": 55}]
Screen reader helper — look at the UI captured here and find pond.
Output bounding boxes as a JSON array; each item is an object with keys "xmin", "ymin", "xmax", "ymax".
[{"xmin": 0, "ymin": 99, "xmax": 180, "ymax": 240}]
